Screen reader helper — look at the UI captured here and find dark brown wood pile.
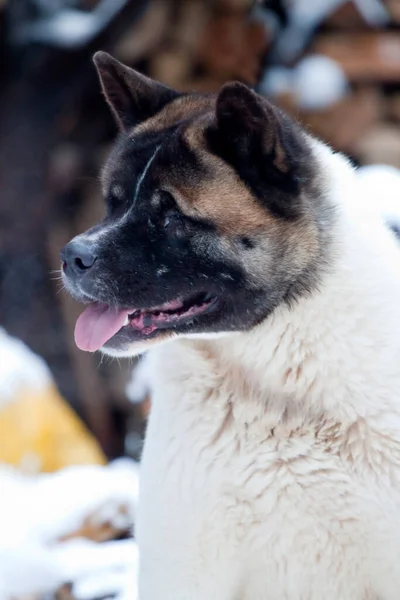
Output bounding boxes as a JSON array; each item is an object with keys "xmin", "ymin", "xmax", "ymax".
[
  {"xmin": 271, "ymin": 1, "xmax": 400, "ymax": 166},
  {"xmin": 0, "ymin": 0, "xmax": 399, "ymax": 459}
]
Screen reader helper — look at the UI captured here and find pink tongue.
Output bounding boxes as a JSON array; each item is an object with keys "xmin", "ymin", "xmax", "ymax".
[{"xmin": 74, "ymin": 303, "xmax": 129, "ymax": 352}]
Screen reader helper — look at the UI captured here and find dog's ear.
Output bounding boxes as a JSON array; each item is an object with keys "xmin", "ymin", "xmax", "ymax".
[
  {"xmin": 93, "ymin": 51, "xmax": 179, "ymax": 131},
  {"xmin": 207, "ymin": 82, "xmax": 309, "ymax": 217}
]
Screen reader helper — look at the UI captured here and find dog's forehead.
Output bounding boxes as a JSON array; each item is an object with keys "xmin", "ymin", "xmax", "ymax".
[
  {"xmin": 131, "ymin": 94, "xmax": 215, "ymax": 136},
  {"xmin": 101, "ymin": 129, "xmax": 168, "ymax": 191},
  {"xmin": 101, "ymin": 96, "xmax": 216, "ymax": 194},
  {"xmin": 99, "ymin": 97, "xmax": 271, "ymax": 236}
]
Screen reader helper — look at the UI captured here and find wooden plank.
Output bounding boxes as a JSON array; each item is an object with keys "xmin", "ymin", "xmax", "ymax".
[{"xmin": 313, "ymin": 32, "xmax": 400, "ymax": 82}]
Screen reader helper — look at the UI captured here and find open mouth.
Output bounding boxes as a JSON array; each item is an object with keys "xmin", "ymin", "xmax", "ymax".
[{"xmin": 74, "ymin": 292, "xmax": 219, "ymax": 352}]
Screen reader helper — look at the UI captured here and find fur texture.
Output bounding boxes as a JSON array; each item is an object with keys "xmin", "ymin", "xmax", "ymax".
[
  {"xmin": 137, "ymin": 147, "xmax": 400, "ymax": 600},
  {"xmin": 61, "ymin": 53, "xmax": 400, "ymax": 599}
]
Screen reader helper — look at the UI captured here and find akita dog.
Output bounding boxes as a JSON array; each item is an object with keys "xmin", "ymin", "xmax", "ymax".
[{"xmin": 61, "ymin": 52, "xmax": 400, "ymax": 599}]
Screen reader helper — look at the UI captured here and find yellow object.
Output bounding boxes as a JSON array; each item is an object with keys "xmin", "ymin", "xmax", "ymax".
[
  {"xmin": 0, "ymin": 328, "xmax": 106, "ymax": 473},
  {"xmin": 0, "ymin": 384, "xmax": 106, "ymax": 473}
]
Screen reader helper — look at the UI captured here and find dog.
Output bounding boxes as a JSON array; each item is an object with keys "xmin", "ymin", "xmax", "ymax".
[{"xmin": 61, "ymin": 51, "xmax": 400, "ymax": 599}]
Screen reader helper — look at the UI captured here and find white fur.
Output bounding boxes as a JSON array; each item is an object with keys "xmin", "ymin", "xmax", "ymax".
[
  {"xmin": 134, "ymin": 146, "xmax": 161, "ymax": 203},
  {"xmin": 136, "ymin": 144, "xmax": 400, "ymax": 599}
]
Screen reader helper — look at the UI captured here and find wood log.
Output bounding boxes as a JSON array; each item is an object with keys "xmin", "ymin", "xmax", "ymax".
[{"xmin": 313, "ymin": 32, "xmax": 400, "ymax": 82}]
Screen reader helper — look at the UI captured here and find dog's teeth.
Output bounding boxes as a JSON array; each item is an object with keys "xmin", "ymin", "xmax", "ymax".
[{"xmin": 123, "ymin": 315, "xmax": 129, "ymax": 327}]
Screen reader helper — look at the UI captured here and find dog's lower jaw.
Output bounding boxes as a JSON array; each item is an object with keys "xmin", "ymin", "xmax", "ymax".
[
  {"xmin": 101, "ymin": 330, "xmax": 235, "ymax": 358},
  {"xmin": 100, "ymin": 332, "xmax": 175, "ymax": 358},
  {"xmin": 100, "ymin": 344, "xmax": 149, "ymax": 358},
  {"xmin": 137, "ymin": 148, "xmax": 400, "ymax": 600}
]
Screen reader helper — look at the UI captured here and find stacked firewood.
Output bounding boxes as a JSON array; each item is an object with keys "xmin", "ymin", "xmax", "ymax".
[
  {"xmin": 261, "ymin": 0, "xmax": 400, "ymax": 167},
  {"xmin": 112, "ymin": 0, "xmax": 269, "ymax": 91}
]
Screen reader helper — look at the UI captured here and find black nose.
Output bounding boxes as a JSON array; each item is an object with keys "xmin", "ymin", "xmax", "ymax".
[{"xmin": 60, "ymin": 239, "xmax": 97, "ymax": 277}]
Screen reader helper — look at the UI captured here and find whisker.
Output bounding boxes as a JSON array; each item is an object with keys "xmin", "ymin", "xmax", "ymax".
[{"xmin": 56, "ymin": 283, "xmax": 67, "ymax": 295}]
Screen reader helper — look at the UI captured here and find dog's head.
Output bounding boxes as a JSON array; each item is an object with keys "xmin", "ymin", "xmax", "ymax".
[{"xmin": 61, "ymin": 52, "xmax": 332, "ymax": 356}]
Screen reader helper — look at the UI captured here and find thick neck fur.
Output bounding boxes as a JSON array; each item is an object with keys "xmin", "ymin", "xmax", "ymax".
[{"xmin": 151, "ymin": 142, "xmax": 400, "ymax": 434}]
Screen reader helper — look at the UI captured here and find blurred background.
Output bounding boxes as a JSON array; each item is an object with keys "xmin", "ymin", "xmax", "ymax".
[{"xmin": 1, "ymin": 0, "xmax": 400, "ymax": 598}]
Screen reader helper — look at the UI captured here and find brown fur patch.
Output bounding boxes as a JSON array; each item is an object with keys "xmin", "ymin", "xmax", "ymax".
[
  {"xmin": 172, "ymin": 120, "xmax": 320, "ymax": 282},
  {"xmin": 127, "ymin": 97, "xmax": 320, "ymax": 273},
  {"xmin": 130, "ymin": 101, "xmax": 277, "ymax": 237},
  {"xmin": 131, "ymin": 95, "xmax": 214, "ymax": 136},
  {"xmin": 173, "ymin": 119, "xmax": 276, "ymax": 236},
  {"xmin": 104, "ymin": 82, "xmax": 323, "ymax": 306}
]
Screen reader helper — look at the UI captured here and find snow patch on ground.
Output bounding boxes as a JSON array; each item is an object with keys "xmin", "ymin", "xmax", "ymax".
[
  {"xmin": 0, "ymin": 460, "xmax": 139, "ymax": 599},
  {"xmin": 0, "ymin": 328, "xmax": 51, "ymax": 406}
]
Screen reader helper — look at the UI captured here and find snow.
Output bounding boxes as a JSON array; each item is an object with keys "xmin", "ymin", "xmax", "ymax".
[
  {"xmin": 355, "ymin": 164, "xmax": 400, "ymax": 227},
  {"xmin": 0, "ymin": 328, "xmax": 141, "ymax": 598},
  {"xmin": 0, "ymin": 460, "xmax": 139, "ymax": 599},
  {"xmin": 0, "ymin": 539, "xmax": 139, "ymax": 600},
  {"xmin": 55, "ymin": 539, "xmax": 138, "ymax": 600},
  {"xmin": 292, "ymin": 55, "xmax": 348, "ymax": 110},
  {"xmin": 13, "ymin": 0, "xmax": 131, "ymax": 48},
  {"xmin": 0, "ymin": 327, "xmax": 51, "ymax": 406},
  {"xmin": 126, "ymin": 355, "xmax": 153, "ymax": 404}
]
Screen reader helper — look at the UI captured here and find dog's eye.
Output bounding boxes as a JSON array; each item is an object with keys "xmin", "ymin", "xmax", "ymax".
[
  {"xmin": 163, "ymin": 209, "xmax": 183, "ymax": 230},
  {"xmin": 107, "ymin": 184, "xmax": 125, "ymax": 213}
]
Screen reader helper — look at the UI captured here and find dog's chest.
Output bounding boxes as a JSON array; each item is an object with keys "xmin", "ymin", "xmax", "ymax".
[
  {"xmin": 141, "ymin": 345, "xmax": 400, "ymax": 515},
  {"xmin": 140, "ymin": 368, "xmax": 361, "ymax": 543},
  {"xmin": 137, "ymin": 350, "xmax": 400, "ymax": 599}
]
